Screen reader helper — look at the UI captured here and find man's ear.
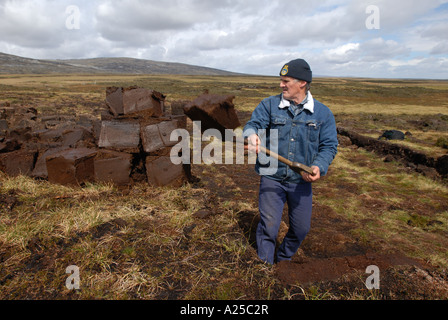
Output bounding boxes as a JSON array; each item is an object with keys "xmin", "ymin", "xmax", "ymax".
[{"xmin": 298, "ymin": 80, "xmax": 308, "ymax": 89}]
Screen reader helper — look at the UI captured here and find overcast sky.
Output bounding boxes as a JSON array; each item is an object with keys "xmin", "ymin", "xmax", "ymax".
[{"xmin": 0, "ymin": 0, "xmax": 447, "ymax": 79}]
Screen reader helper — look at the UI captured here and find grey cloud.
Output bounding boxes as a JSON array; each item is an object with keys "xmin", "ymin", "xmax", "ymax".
[
  {"xmin": 431, "ymin": 41, "xmax": 448, "ymax": 54},
  {"xmin": 359, "ymin": 38, "xmax": 410, "ymax": 61},
  {"xmin": 94, "ymin": 0, "xmax": 246, "ymax": 34},
  {"xmin": 93, "ymin": 0, "xmax": 239, "ymax": 49},
  {"xmin": 187, "ymin": 27, "xmax": 259, "ymax": 51},
  {"xmin": 0, "ymin": 1, "xmax": 67, "ymax": 48},
  {"xmin": 421, "ymin": 21, "xmax": 448, "ymax": 38},
  {"xmin": 266, "ymin": 2, "xmax": 364, "ymax": 47},
  {"xmin": 387, "ymin": 56, "xmax": 448, "ymax": 78},
  {"xmin": 96, "ymin": 1, "xmax": 197, "ymax": 32},
  {"xmin": 94, "ymin": 0, "xmax": 271, "ymax": 47},
  {"xmin": 0, "ymin": 0, "xmax": 96, "ymax": 52},
  {"xmin": 421, "ymin": 21, "xmax": 448, "ymax": 54},
  {"xmin": 0, "ymin": 0, "xmax": 446, "ymax": 78}
]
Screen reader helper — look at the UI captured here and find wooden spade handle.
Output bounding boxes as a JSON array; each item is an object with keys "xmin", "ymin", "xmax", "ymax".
[
  {"xmin": 241, "ymin": 138, "xmax": 315, "ymax": 175},
  {"xmin": 258, "ymin": 146, "xmax": 315, "ymax": 176}
]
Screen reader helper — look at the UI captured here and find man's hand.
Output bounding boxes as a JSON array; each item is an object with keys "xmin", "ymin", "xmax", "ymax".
[
  {"xmin": 301, "ymin": 166, "xmax": 321, "ymax": 183},
  {"xmin": 245, "ymin": 134, "xmax": 261, "ymax": 154}
]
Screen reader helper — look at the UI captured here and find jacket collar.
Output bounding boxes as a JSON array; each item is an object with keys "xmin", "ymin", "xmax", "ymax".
[{"xmin": 279, "ymin": 92, "xmax": 315, "ymax": 113}]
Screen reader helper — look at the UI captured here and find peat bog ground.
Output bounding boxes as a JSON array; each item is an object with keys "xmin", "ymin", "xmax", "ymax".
[{"xmin": 1, "ymin": 74, "xmax": 448, "ymax": 300}]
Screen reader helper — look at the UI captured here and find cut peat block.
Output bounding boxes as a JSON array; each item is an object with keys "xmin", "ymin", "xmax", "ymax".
[
  {"xmin": 98, "ymin": 121, "xmax": 141, "ymax": 153},
  {"xmin": 94, "ymin": 150, "xmax": 133, "ymax": 186},
  {"xmin": 183, "ymin": 94, "xmax": 241, "ymax": 137},
  {"xmin": 145, "ymin": 148, "xmax": 189, "ymax": 187},
  {"xmin": 46, "ymin": 148, "xmax": 97, "ymax": 186}
]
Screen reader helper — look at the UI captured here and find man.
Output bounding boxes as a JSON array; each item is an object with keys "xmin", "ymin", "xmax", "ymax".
[{"xmin": 243, "ymin": 58, "xmax": 338, "ymax": 264}]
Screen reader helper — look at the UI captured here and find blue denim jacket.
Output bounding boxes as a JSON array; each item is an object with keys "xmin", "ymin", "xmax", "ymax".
[{"xmin": 243, "ymin": 92, "xmax": 338, "ymax": 183}]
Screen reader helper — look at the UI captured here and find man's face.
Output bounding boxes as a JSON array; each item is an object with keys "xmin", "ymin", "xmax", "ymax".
[{"xmin": 280, "ymin": 76, "xmax": 306, "ymax": 102}]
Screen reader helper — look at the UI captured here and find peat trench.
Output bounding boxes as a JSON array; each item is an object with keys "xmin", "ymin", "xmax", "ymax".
[{"xmin": 337, "ymin": 127, "xmax": 448, "ymax": 181}]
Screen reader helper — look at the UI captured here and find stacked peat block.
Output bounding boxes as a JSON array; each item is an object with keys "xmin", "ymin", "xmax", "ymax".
[
  {"xmin": 0, "ymin": 87, "xmax": 190, "ymax": 187},
  {"xmin": 0, "ymin": 103, "xmax": 46, "ymax": 178},
  {"xmin": 97, "ymin": 86, "xmax": 190, "ymax": 187},
  {"xmin": 0, "ymin": 89, "xmax": 243, "ymax": 187}
]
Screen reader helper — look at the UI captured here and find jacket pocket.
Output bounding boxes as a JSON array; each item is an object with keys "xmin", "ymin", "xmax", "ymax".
[
  {"xmin": 306, "ymin": 120, "xmax": 322, "ymax": 142},
  {"xmin": 272, "ymin": 117, "xmax": 287, "ymax": 125},
  {"xmin": 269, "ymin": 116, "xmax": 288, "ymax": 137}
]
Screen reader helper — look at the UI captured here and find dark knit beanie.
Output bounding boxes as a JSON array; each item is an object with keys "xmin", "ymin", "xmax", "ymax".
[{"xmin": 279, "ymin": 59, "xmax": 312, "ymax": 83}]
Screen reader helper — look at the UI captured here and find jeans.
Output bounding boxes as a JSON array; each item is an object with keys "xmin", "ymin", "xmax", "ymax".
[{"xmin": 256, "ymin": 176, "xmax": 313, "ymax": 264}]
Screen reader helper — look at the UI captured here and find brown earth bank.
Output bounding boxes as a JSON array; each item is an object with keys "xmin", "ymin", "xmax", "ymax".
[{"xmin": 337, "ymin": 127, "xmax": 448, "ymax": 182}]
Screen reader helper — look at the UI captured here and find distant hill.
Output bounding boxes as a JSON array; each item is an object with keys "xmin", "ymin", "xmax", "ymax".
[{"xmin": 0, "ymin": 52, "xmax": 242, "ymax": 76}]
